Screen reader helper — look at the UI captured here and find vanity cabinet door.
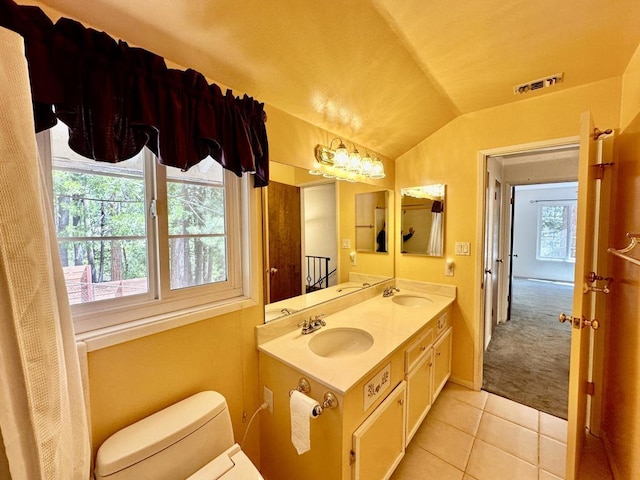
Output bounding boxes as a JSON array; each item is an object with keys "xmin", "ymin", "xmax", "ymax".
[
  {"xmin": 433, "ymin": 326, "xmax": 452, "ymax": 400},
  {"xmin": 352, "ymin": 381, "xmax": 406, "ymax": 480},
  {"xmin": 405, "ymin": 348, "xmax": 433, "ymax": 443}
]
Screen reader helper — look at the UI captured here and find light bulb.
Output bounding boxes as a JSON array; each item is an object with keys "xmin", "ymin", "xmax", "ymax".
[
  {"xmin": 333, "ymin": 142, "xmax": 348, "ymax": 170},
  {"xmin": 347, "ymin": 148, "xmax": 362, "ymax": 173}
]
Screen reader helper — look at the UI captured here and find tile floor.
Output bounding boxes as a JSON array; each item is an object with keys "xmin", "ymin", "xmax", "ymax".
[{"xmin": 391, "ymin": 383, "xmax": 568, "ymax": 480}]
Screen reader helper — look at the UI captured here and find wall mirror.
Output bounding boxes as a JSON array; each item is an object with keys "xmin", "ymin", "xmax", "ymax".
[
  {"xmin": 400, "ymin": 184, "xmax": 445, "ymax": 256},
  {"xmin": 355, "ymin": 191, "xmax": 389, "ymax": 253},
  {"xmin": 263, "ymin": 162, "xmax": 394, "ymax": 322}
]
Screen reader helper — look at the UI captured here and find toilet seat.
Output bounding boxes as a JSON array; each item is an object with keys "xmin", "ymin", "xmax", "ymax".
[{"xmin": 186, "ymin": 444, "xmax": 263, "ymax": 480}]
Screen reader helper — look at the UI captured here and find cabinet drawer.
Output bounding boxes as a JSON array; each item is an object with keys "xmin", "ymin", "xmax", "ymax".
[{"xmin": 405, "ymin": 326, "xmax": 434, "ymax": 372}]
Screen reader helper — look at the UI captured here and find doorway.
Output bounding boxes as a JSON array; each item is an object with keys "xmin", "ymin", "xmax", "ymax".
[{"xmin": 481, "ymin": 148, "xmax": 579, "ymax": 419}]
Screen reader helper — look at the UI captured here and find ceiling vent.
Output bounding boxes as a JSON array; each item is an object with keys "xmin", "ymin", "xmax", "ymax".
[{"xmin": 513, "ymin": 72, "xmax": 564, "ymax": 95}]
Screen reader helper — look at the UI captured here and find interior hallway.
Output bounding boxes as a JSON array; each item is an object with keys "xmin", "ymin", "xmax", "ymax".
[
  {"xmin": 482, "ymin": 278, "xmax": 573, "ymax": 418},
  {"xmin": 391, "ymin": 383, "xmax": 611, "ymax": 480}
]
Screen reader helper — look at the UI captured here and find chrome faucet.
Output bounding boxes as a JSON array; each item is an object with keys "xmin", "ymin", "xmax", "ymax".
[
  {"xmin": 299, "ymin": 314, "xmax": 326, "ymax": 335},
  {"xmin": 383, "ymin": 287, "xmax": 400, "ymax": 297}
]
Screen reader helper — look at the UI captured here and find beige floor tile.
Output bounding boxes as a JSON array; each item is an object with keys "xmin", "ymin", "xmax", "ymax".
[
  {"xmin": 440, "ymin": 383, "xmax": 489, "ymax": 410},
  {"xmin": 539, "ymin": 435, "xmax": 567, "ymax": 478},
  {"xmin": 430, "ymin": 396, "xmax": 483, "ymax": 435},
  {"xmin": 539, "ymin": 468, "xmax": 563, "ymax": 480},
  {"xmin": 466, "ymin": 439, "xmax": 538, "ymax": 480},
  {"xmin": 484, "ymin": 394, "xmax": 539, "ymax": 431},
  {"xmin": 539, "ymin": 412, "xmax": 568, "ymax": 443},
  {"xmin": 413, "ymin": 417, "xmax": 474, "ymax": 471},
  {"xmin": 475, "ymin": 412, "xmax": 538, "ymax": 465},
  {"xmin": 390, "ymin": 443, "xmax": 464, "ymax": 480}
]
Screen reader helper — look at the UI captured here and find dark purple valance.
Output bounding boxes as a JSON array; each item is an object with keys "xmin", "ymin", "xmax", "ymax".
[{"xmin": 0, "ymin": 0, "xmax": 269, "ymax": 186}]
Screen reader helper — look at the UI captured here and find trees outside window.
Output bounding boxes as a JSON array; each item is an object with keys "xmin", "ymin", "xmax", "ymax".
[
  {"xmin": 40, "ymin": 122, "xmax": 243, "ymax": 332},
  {"xmin": 537, "ymin": 202, "xmax": 577, "ymax": 261}
]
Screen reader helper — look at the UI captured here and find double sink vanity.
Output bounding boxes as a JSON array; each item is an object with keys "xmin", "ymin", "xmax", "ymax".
[{"xmin": 257, "ymin": 279, "xmax": 455, "ymax": 480}]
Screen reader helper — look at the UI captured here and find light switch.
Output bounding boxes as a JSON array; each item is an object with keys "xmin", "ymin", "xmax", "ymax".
[
  {"xmin": 342, "ymin": 239, "xmax": 351, "ymax": 249},
  {"xmin": 455, "ymin": 242, "xmax": 470, "ymax": 256}
]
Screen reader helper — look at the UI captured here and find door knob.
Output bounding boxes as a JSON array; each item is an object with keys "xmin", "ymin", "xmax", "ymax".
[
  {"xmin": 559, "ymin": 313, "xmax": 600, "ymax": 330},
  {"xmin": 270, "ymin": 267, "xmax": 278, "ymax": 274}
]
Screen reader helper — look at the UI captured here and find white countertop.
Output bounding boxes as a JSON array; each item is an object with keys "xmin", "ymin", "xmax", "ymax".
[{"xmin": 258, "ymin": 289, "xmax": 455, "ymax": 394}]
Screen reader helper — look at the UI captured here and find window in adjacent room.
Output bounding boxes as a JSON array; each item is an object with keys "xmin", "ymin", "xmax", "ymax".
[
  {"xmin": 38, "ymin": 122, "xmax": 246, "ymax": 333},
  {"xmin": 536, "ymin": 201, "xmax": 577, "ymax": 262}
]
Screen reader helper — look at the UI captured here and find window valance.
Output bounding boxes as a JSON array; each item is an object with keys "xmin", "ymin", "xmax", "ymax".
[{"xmin": 0, "ymin": 0, "xmax": 269, "ymax": 186}]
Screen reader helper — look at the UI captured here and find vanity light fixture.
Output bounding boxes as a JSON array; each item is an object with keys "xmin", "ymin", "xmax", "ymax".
[{"xmin": 310, "ymin": 139, "xmax": 385, "ymax": 181}]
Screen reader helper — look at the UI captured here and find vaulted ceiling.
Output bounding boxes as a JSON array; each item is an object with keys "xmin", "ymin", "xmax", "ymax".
[{"xmin": 35, "ymin": 0, "xmax": 640, "ymax": 159}]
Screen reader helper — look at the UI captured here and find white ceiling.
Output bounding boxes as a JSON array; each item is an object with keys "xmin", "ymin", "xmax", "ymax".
[{"xmin": 34, "ymin": 0, "xmax": 640, "ymax": 159}]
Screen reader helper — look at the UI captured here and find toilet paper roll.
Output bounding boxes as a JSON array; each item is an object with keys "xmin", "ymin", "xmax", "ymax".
[{"xmin": 290, "ymin": 390, "xmax": 320, "ymax": 455}]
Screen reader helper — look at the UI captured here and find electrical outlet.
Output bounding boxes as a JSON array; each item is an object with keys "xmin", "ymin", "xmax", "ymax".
[
  {"xmin": 444, "ymin": 259, "xmax": 454, "ymax": 277},
  {"xmin": 263, "ymin": 386, "xmax": 274, "ymax": 414}
]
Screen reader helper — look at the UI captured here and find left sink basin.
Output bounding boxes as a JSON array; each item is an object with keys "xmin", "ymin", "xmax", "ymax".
[{"xmin": 308, "ymin": 328, "xmax": 374, "ymax": 359}]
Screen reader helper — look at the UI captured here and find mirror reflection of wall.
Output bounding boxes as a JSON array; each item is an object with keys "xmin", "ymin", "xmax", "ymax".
[
  {"xmin": 400, "ymin": 184, "xmax": 445, "ymax": 256},
  {"xmin": 355, "ymin": 191, "xmax": 388, "ymax": 253},
  {"xmin": 264, "ymin": 162, "xmax": 394, "ymax": 323},
  {"xmin": 303, "ymin": 184, "xmax": 337, "ymax": 289}
]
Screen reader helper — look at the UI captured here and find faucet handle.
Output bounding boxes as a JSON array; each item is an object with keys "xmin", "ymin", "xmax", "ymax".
[{"xmin": 298, "ymin": 319, "xmax": 309, "ymax": 328}]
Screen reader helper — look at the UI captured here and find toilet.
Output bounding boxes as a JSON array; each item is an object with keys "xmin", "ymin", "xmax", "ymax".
[{"xmin": 94, "ymin": 391, "xmax": 263, "ymax": 479}]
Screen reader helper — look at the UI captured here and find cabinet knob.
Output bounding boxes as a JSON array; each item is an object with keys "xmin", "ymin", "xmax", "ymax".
[
  {"xmin": 398, "ymin": 398, "xmax": 404, "ymax": 406},
  {"xmin": 436, "ymin": 352, "xmax": 441, "ymax": 357},
  {"xmin": 420, "ymin": 345, "xmax": 426, "ymax": 351}
]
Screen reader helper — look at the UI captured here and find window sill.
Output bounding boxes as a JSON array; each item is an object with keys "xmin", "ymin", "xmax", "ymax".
[{"xmin": 76, "ymin": 295, "xmax": 259, "ymax": 352}]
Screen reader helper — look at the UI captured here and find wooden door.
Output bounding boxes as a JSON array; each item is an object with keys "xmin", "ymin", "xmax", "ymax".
[
  {"xmin": 565, "ymin": 112, "xmax": 605, "ymax": 478},
  {"xmin": 266, "ymin": 181, "xmax": 302, "ymax": 303}
]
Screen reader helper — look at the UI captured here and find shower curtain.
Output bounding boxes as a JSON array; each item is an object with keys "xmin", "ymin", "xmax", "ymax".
[
  {"xmin": 427, "ymin": 211, "xmax": 443, "ymax": 255},
  {"xmin": 0, "ymin": 27, "xmax": 90, "ymax": 479}
]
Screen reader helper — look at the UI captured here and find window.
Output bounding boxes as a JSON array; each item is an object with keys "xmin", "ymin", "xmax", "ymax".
[
  {"xmin": 39, "ymin": 122, "xmax": 247, "ymax": 333},
  {"xmin": 536, "ymin": 202, "xmax": 577, "ymax": 262}
]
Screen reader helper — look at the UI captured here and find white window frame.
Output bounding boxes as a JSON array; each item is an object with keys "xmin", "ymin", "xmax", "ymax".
[
  {"xmin": 38, "ymin": 129, "xmax": 256, "ymax": 337},
  {"xmin": 535, "ymin": 201, "xmax": 577, "ymax": 263}
]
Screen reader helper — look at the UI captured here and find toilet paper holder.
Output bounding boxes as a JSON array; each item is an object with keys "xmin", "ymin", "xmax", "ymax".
[{"xmin": 289, "ymin": 377, "xmax": 338, "ymax": 416}]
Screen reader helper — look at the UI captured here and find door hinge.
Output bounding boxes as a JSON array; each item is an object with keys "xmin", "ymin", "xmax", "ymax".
[
  {"xmin": 591, "ymin": 162, "xmax": 614, "ymax": 180},
  {"xmin": 585, "ymin": 381, "xmax": 595, "ymax": 396},
  {"xmin": 350, "ymin": 450, "xmax": 356, "ymax": 466}
]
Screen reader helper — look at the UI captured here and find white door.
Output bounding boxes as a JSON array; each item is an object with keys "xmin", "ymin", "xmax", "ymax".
[{"xmin": 564, "ymin": 112, "xmax": 608, "ymax": 478}]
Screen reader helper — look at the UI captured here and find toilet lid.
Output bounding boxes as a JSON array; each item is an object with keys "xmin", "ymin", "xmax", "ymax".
[{"xmin": 186, "ymin": 444, "xmax": 263, "ymax": 480}]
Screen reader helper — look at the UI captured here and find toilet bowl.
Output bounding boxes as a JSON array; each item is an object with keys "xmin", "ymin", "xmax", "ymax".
[{"xmin": 94, "ymin": 391, "xmax": 263, "ymax": 479}]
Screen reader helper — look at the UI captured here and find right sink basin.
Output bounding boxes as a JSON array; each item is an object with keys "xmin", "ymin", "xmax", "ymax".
[{"xmin": 392, "ymin": 294, "xmax": 433, "ymax": 307}]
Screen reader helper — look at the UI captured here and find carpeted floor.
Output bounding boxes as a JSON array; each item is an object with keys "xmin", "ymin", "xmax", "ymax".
[{"xmin": 482, "ymin": 277, "xmax": 573, "ymax": 419}]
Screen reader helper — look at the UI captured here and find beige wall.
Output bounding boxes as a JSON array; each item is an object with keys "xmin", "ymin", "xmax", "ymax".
[
  {"xmin": 602, "ymin": 43, "xmax": 640, "ymax": 479},
  {"xmin": 394, "ymin": 78, "xmax": 622, "ymax": 385},
  {"xmin": 86, "ymin": 83, "xmax": 395, "ymax": 470}
]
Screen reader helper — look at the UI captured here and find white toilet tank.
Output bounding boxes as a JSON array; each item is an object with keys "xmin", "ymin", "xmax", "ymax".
[{"xmin": 95, "ymin": 391, "xmax": 235, "ymax": 480}]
